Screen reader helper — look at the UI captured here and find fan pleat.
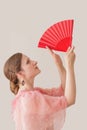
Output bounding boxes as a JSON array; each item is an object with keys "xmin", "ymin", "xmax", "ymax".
[
  {"xmin": 38, "ymin": 19, "xmax": 74, "ymax": 52},
  {"xmin": 56, "ymin": 23, "xmax": 65, "ymax": 40},
  {"xmin": 59, "ymin": 22, "xmax": 66, "ymax": 38},
  {"xmin": 40, "ymin": 31, "xmax": 58, "ymax": 47},
  {"xmin": 68, "ymin": 20, "xmax": 71, "ymax": 36},
  {"xmin": 44, "ymin": 30, "xmax": 57, "ymax": 42},
  {"xmin": 51, "ymin": 25, "xmax": 61, "ymax": 39},
  {"xmin": 50, "ymin": 26, "xmax": 61, "ymax": 42},
  {"xmin": 54, "ymin": 25, "xmax": 62, "ymax": 41},
  {"xmin": 61, "ymin": 21, "xmax": 67, "ymax": 37},
  {"xmin": 39, "ymin": 40, "xmax": 55, "ymax": 48},
  {"xmin": 41, "ymin": 33, "xmax": 57, "ymax": 44},
  {"xmin": 40, "ymin": 38, "xmax": 55, "ymax": 47},
  {"xmin": 44, "ymin": 29, "xmax": 58, "ymax": 42},
  {"xmin": 70, "ymin": 20, "xmax": 74, "ymax": 36},
  {"xmin": 48, "ymin": 28, "xmax": 59, "ymax": 42},
  {"xmin": 53, "ymin": 24, "xmax": 63, "ymax": 41}
]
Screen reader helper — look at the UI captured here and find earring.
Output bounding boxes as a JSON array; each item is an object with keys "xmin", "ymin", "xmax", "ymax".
[{"xmin": 22, "ymin": 80, "xmax": 25, "ymax": 86}]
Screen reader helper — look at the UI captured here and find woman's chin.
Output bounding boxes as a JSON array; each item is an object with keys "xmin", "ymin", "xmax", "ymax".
[
  {"xmin": 38, "ymin": 69, "xmax": 41, "ymax": 74},
  {"xmin": 37, "ymin": 69, "xmax": 41, "ymax": 75}
]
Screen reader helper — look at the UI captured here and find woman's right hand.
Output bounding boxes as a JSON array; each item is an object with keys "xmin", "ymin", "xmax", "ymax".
[{"xmin": 64, "ymin": 46, "xmax": 76, "ymax": 67}]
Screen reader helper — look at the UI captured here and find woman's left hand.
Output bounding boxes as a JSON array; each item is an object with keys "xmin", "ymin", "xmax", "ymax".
[{"xmin": 46, "ymin": 46, "xmax": 63, "ymax": 67}]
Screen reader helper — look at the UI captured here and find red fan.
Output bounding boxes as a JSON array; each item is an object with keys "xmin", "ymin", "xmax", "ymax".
[{"xmin": 38, "ymin": 19, "xmax": 74, "ymax": 52}]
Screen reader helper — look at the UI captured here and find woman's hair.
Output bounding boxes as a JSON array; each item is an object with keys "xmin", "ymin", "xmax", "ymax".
[{"xmin": 3, "ymin": 53, "xmax": 22, "ymax": 95}]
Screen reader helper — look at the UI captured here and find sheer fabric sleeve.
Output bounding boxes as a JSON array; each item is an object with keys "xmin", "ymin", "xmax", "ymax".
[
  {"xmin": 12, "ymin": 90, "xmax": 67, "ymax": 130},
  {"xmin": 35, "ymin": 85, "xmax": 64, "ymax": 96}
]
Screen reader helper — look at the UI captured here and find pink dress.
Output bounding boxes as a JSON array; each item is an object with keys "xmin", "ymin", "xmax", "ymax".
[{"xmin": 12, "ymin": 86, "xmax": 68, "ymax": 130}]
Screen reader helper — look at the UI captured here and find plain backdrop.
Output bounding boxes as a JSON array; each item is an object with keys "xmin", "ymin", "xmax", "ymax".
[{"xmin": 0, "ymin": 0, "xmax": 87, "ymax": 129}]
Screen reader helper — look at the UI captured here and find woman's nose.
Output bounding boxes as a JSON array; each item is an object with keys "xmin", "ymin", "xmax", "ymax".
[{"xmin": 32, "ymin": 60, "xmax": 37, "ymax": 65}]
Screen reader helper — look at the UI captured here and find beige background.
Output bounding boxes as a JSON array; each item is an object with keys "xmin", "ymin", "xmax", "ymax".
[{"xmin": 0, "ymin": 0, "xmax": 87, "ymax": 129}]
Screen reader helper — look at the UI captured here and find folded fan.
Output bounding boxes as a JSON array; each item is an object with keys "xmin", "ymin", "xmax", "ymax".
[{"xmin": 38, "ymin": 19, "xmax": 74, "ymax": 52}]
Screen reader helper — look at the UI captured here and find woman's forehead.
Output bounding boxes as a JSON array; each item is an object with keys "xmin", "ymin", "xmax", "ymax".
[{"xmin": 22, "ymin": 54, "xmax": 30, "ymax": 61}]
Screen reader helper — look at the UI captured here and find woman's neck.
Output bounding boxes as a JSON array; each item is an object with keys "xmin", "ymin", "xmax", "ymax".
[{"xmin": 19, "ymin": 78, "xmax": 34, "ymax": 91}]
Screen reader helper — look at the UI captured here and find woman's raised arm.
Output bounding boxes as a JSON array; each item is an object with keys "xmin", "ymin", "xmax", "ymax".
[
  {"xmin": 64, "ymin": 46, "xmax": 76, "ymax": 107},
  {"xmin": 46, "ymin": 46, "xmax": 76, "ymax": 107}
]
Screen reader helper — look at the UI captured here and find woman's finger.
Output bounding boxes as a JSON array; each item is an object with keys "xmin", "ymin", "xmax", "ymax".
[
  {"xmin": 66, "ymin": 46, "xmax": 71, "ymax": 52},
  {"xmin": 66, "ymin": 46, "xmax": 75, "ymax": 54},
  {"xmin": 46, "ymin": 46, "xmax": 54, "ymax": 55},
  {"xmin": 68, "ymin": 46, "xmax": 75, "ymax": 54}
]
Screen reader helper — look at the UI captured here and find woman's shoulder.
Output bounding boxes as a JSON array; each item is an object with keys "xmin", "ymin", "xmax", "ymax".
[
  {"xmin": 12, "ymin": 86, "xmax": 64, "ymax": 104},
  {"xmin": 13, "ymin": 87, "xmax": 42, "ymax": 100},
  {"xmin": 12, "ymin": 88, "xmax": 41, "ymax": 109}
]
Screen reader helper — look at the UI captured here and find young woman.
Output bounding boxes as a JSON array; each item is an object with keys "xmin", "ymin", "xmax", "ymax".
[{"xmin": 3, "ymin": 46, "xmax": 76, "ymax": 130}]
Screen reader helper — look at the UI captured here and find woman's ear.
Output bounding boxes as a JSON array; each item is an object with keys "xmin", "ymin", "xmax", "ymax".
[{"xmin": 16, "ymin": 71, "xmax": 25, "ymax": 81}]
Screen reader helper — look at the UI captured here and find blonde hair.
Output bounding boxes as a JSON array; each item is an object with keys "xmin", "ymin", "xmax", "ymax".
[{"xmin": 3, "ymin": 53, "xmax": 22, "ymax": 95}]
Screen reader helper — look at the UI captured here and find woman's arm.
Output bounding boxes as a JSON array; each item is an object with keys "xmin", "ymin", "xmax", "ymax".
[
  {"xmin": 46, "ymin": 46, "xmax": 76, "ymax": 107},
  {"xmin": 55, "ymin": 61, "xmax": 66, "ymax": 91},
  {"xmin": 46, "ymin": 46, "xmax": 66, "ymax": 91},
  {"xmin": 64, "ymin": 46, "xmax": 76, "ymax": 107}
]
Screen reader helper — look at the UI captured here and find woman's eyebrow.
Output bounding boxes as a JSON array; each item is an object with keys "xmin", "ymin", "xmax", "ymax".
[{"xmin": 28, "ymin": 57, "xmax": 31, "ymax": 60}]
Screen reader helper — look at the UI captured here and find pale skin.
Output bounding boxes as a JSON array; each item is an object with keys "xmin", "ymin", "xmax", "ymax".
[
  {"xmin": 16, "ymin": 46, "xmax": 76, "ymax": 107},
  {"xmin": 46, "ymin": 46, "xmax": 76, "ymax": 107}
]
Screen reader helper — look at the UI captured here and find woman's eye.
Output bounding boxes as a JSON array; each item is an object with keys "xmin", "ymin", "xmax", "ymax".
[{"xmin": 26, "ymin": 59, "xmax": 30, "ymax": 64}]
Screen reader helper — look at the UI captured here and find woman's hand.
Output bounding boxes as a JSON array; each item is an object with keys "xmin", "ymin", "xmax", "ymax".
[
  {"xmin": 65, "ymin": 46, "xmax": 76, "ymax": 67},
  {"xmin": 46, "ymin": 46, "xmax": 63, "ymax": 67}
]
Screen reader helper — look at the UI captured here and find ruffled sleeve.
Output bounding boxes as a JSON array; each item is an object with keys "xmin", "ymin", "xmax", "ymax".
[
  {"xmin": 12, "ymin": 89, "xmax": 67, "ymax": 130},
  {"xmin": 34, "ymin": 85, "xmax": 64, "ymax": 96}
]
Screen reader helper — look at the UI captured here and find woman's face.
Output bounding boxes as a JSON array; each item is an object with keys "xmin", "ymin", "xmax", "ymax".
[{"xmin": 21, "ymin": 54, "xmax": 41, "ymax": 80}]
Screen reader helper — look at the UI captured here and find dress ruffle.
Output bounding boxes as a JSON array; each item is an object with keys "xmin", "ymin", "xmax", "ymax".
[{"xmin": 12, "ymin": 86, "xmax": 67, "ymax": 130}]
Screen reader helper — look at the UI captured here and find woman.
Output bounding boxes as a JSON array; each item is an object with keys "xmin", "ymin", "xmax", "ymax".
[{"xmin": 3, "ymin": 46, "xmax": 76, "ymax": 130}]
